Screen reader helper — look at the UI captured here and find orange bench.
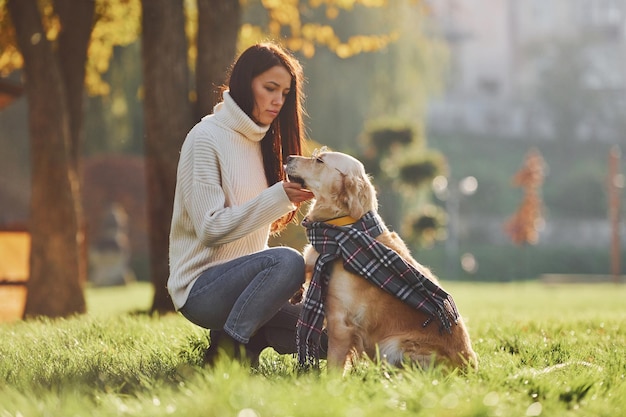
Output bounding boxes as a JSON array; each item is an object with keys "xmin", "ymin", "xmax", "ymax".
[{"xmin": 0, "ymin": 231, "xmax": 30, "ymax": 322}]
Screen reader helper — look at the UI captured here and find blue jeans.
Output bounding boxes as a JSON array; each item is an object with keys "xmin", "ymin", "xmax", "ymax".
[{"xmin": 179, "ymin": 247, "xmax": 305, "ymax": 354}]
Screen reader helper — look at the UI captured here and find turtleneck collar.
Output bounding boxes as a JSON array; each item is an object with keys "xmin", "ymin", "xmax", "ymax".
[{"xmin": 209, "ymin": 90, "xmax": 270, "ymax": 143}]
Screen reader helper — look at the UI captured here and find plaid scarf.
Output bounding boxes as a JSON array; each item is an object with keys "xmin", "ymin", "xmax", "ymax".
[{"xmin": 296, "ymin": 211, "xmax": 459, "ymax": 368}]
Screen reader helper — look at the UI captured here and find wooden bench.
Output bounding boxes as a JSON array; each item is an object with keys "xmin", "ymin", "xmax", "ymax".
[{"xmin": 0, "ymin": 231, "xmax": 30, "ymax": 322}]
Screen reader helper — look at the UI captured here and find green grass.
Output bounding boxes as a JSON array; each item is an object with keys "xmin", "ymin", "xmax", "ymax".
[{"xmin": 1, "ymin": 282, "xmax": 625, "ymax": 416}]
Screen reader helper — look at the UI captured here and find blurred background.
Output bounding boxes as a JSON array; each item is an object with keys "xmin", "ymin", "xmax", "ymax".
[{"xmin": 1, "ymin": 0, "xmax": 625, "ymax": 317}]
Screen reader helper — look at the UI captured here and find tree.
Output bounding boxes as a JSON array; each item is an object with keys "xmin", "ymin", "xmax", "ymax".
[
  {"xmin": 503, "ymin": 148, "xmax": 546, "ymax": 280},
  {"xmin": 141, "ymin": 0, "xmax": 194, "ymax": 312},
  {"xmin": 195, "ymin": 0, "xmax": 240, "ymax": 118},
  {"xmin": 1, "ymin": 0, "xmax": 140, "ymax": 317},
  {"xmin": 504, "ymin": 147, "xmax": 546, "ymax": 246},
  {"xmin": 6, "ymin": 0, "xmax": 92, "ymax": 317},
  {"xmin": 141, "ymin": 0, "xmax": 244, "ymax": 312}
]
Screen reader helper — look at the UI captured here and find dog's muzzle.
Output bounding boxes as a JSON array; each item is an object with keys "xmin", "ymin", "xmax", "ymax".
[{"xmin": 284, "ymin": 158, "xmax": 307, "ymax": 188}]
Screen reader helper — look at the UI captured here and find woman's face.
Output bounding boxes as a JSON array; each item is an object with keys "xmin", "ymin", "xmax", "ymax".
[{"xmin": 251, "ymin": 65, "xmax": 292, "ymax": 126}]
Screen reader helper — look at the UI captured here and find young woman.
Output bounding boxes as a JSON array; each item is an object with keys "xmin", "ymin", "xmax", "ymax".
[{"xmin": 168, "ymin": 42, "xmax": 321, "ymax": 365}]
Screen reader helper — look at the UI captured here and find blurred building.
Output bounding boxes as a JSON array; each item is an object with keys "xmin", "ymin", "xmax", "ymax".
[{"xmin": 425, "ymin": 0, "xmax": 626, "ymax": 142}]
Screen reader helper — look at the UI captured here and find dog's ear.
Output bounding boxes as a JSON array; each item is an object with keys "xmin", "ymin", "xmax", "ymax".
[{"xmin": 342, "ymin": 172, "xmax": 377, "ymax": 219}]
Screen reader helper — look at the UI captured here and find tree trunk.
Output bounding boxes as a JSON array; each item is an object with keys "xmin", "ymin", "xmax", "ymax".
[
  {"xmin": 195, "ymin": 0, "xmax": 241, "ymax": 117},
  {"xmin": 8, "ymin": 0, "xmax": 85, "ymax": 317},
  {"xmin": 54, "ymin": 0, "xmax": 94, "ymax": 167},
  {"xmin": 54, "ymin": 0, "xmax": 96, "ymax": 289},
  {"xmin": 141, "ymin": 0, "xmax": 193, "ymax": 313}
]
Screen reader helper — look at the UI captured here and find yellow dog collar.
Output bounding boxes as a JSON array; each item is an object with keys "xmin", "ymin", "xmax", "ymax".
[{"xmin": 324, "ymin": 215, "xmax": 358, "ymax": 226}]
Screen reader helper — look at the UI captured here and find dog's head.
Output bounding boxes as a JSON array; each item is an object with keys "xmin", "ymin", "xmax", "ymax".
[{"xmin": 285, "ymin": 150, "xmax": 378, "ymax": 221}]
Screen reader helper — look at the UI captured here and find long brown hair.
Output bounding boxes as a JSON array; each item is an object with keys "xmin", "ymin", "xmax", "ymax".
[{"xmin": 225, "ymin": 42, "xmax": 306, "ymax": 233}]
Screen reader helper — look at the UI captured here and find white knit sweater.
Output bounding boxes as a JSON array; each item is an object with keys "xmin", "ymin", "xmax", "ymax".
[{"xmin": 168, "ymin": 91, "xmax": 296, "ymax": 310}]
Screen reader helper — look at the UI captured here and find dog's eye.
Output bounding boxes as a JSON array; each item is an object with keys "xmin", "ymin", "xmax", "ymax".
[{"xmin": 315, "ymin": 157, "xmax": 324, "ymax": 164}]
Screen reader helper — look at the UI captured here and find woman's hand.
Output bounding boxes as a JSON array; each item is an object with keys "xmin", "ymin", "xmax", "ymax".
[{"xmin": 283, "ymin": 181, "xmax": 314, "ymax": 204}]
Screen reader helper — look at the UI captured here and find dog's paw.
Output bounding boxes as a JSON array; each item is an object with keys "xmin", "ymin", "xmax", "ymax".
[{"xmin": 289, "ymin": 287, "xmax": 304, "ymax": 304}]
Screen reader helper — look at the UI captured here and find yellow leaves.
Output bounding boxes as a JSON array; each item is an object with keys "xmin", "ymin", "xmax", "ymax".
[
  {"xmin": 281, "ymin": 22, "xmax": 397, "ymax": 58},
  {"xmin": 244, "ymin": 11, "xmax": 399, "ymax": 60},
  {"xmin": 86, "ymin": 0, "xmax": 141, "ymax": 95},
  {"xmin": 268, "ymin": 20, "xmax": 282, "ymax": 37},
  {"xmin": 2, "ymin": 0, "xmax": 422, "ymax": 94},
  {"xmin": 285, "ymin": 38, "xmax": 315, "ymax": 58},
  {"xmin": 0, "ymin": 49, "xmax": 21, "ymax": 76},
  {"xmin": 287, "ymin": 37, "xmax": 316, "ymax": 59},
  {"xmin": 250, "ymin": 0, "xmax": 402, "ymax": 59},
  {"xmin": 263, "ymin": 0, "xmax": 299, "ymax": 26},
  {"xmin": 338, "ymin": 32, "xmax": 399, "ymax": 57},
  {"xmin": 40, "ymin": 2, "xmax": 61, "ymax": 41},
  {"xmin": 0, "ymin": 0, "xmax": 141, "ymax": 95},
  {"xmin": 308, "ymin": 0, "xmax": 388, "ymax": 19},
  {"xmin": 264, "ymin": 0, "xmax": 301, "ymax": 39},
  {"xmin": 184, "ymin": 2, "xmax": 198, "ymax": 71},
  {"xmin": 325, "ymin": 6, "xmax": 339, "ymax": 19},
  {"xmin": 84, "ymin": 69, "xmax": 110, "ymax": 96},
  {"xmin": 309, "ymin": 0, "xmax": 388, "ymax": 10},
  {"xmin": 0, "ymin": 14, "xmax": 22, "ymax": 76},
  {"xmin": 262, "ymin": 0, "xmax": 286, "ymax": 8},
  {"xmin": 0, "ymin": 0, "xmax": 60, "ymax": 75},
  {"xmin": 301, "ymin": 23, "xmax": 335, "ymax": 44},
  {"xmin": 239, "ymin": 24, "xmax": 269, "ymax": 51}
]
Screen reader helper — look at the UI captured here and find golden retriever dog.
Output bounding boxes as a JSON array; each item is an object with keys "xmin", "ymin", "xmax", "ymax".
[{"xmin": 285, "ymin": 149, "xmax": 477, "ymax": 371}]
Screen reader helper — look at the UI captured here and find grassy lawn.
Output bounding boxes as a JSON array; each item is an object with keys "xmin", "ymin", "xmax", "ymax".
[{"xmin": 1, "ymin": 282, "xmax": 625, "ymax": 416}]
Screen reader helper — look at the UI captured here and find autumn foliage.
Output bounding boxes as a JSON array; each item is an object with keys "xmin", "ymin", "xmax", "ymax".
[{"xmin": 504, "ymin": 148, "xmax": 546, "ymax": 245}]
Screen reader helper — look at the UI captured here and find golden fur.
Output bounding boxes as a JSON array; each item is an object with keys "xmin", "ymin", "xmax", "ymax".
[{"xmin": 285, "ymin": 150, "xmax": 478, "ymax": 371}]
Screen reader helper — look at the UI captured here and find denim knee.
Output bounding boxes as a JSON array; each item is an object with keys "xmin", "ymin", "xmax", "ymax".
[{"xmin": 269, "ymin": 246, "xmax": 306, "ymax": 286}]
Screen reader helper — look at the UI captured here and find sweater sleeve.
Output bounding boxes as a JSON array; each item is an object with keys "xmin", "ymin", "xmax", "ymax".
[
  {"xmin": 182, "ymin": 130, "xmax": 295, "ymax": 248},
  {"xmin": 191, "ymin": 180, "xmax": 294, "ymax": 247}
]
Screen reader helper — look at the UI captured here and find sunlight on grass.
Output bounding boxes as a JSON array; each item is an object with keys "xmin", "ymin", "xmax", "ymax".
[
  {"xmin": 1, "ymin": 282, "xmax": 625, "ymax": 416},
  {"xmin": 86, "ymin": 282, "xmax": 153, "ymax": 316}
]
